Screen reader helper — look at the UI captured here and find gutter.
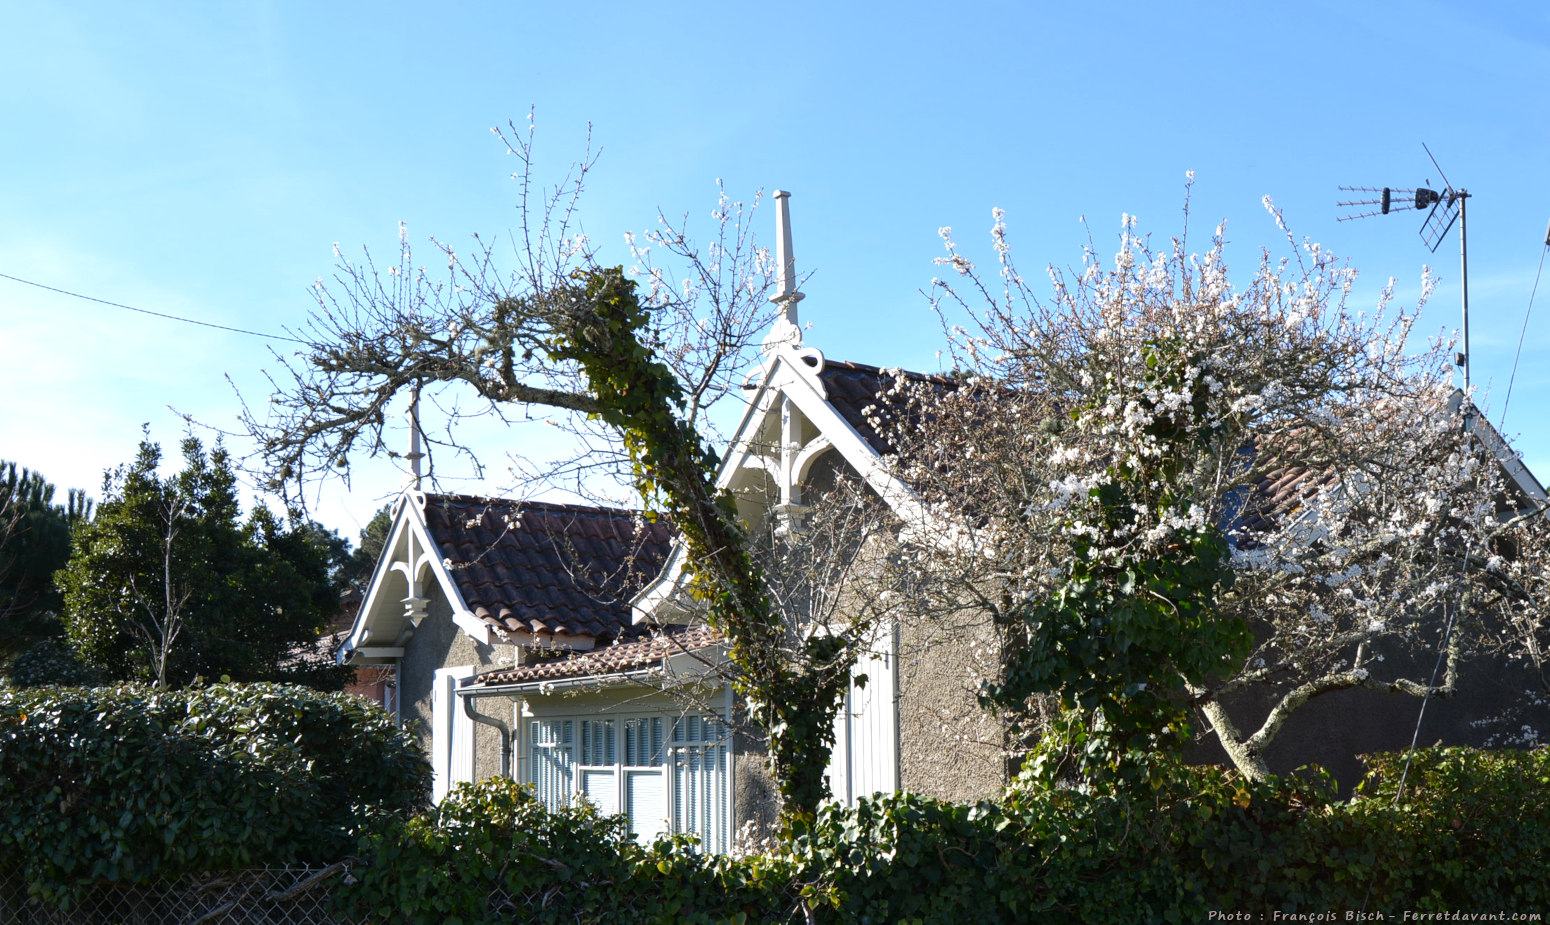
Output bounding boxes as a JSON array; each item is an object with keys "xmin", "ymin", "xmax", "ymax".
[{"xmin": 462, "ymin": 645, "xmax": 731, "ymax": 698}]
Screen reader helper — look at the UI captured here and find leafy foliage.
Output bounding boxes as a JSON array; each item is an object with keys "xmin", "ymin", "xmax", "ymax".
[
  {"xmin": 804, "ymin": 749, "xmax": 1550, "ymax": 921},
  {"xmin": 245, "ymin": 141, "xmax": 860, "ymax": 829},
  {"xmin": 58, "ymin": 434, "xmax": 350, "ymax": 688},
  {"xmin": 5, "ymin": 637, "xmax": 97, "ymax": 687},
  {"xmin": 333, "ymin": 749, "xmax": 1550, "ymax": 923},
  {"xmin": 984, "ymin": 344, "xmax": 1249, "ymax": 780},
  {"xmin": 0, "ymin": 460, "xmax": 91, "ymax": 655},
  {"xmin": 886, "ymin": 200, "xmax": 1550, "ymax": 779},
  {"xmin": 0, "ymin": 683, "xmax": 429, "ymax": 904},
  {"xmin": 342, "ymin": 502, "xmax": 393, "ymax": 589},
  {"xmin": 549, "ymin": 268, "xmax": 853, "ymax": 829},
  {"xmin": 335, "ymin": 776, "xmax": 800, "ymax": 925}
]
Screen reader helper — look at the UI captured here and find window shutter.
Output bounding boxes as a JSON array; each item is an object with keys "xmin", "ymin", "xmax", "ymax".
[{"xmin": 431, "ymin": 665, "xmax": 476, "ymax": 803}]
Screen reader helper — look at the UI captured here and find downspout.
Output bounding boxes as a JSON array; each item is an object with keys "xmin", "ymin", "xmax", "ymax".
[{"xmin": 460, "ymin": 690, "xmax": 513, "ymax": 779}]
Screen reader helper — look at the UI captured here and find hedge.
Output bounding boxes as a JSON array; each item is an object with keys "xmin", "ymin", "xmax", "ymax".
[
  {"xmin": 336, "ymin": 776, "xmax": 802, "ymax": 925},
  {"xmin": 338, "ymin": 747, "xmax": 1550, "ymax": 924},
  {"xmin": 2, "ymin": 682, "xmax": 1542, "ymax": 924},
  {"xmin": 0, "ymin": 683, "xmax": 430, "ymax": 903}
]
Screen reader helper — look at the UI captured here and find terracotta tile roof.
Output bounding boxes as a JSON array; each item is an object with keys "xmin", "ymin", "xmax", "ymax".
[
  {"xmin": 472, "ymin": 623, "xmax": 722, "ymax": 686},
  {"xmin": 1234, "ymin": 464, "xmax": 1331, "ymax": 537},
  {"xmin": 815, "ymin": 358, "xmax": 954, "ymax": 457},
  {"xmin": 420, "ymin": 494, "xmax": 673, "ymax": 643},
  {"xmin": 812, "ymin": 358, "xmax": 1340, "ymax": 543}
]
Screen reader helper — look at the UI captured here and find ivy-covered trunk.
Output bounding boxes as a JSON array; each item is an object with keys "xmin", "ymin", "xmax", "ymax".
[{"xmin": 549, "ymin": 268, "xmax": 842, "ymax": 830}]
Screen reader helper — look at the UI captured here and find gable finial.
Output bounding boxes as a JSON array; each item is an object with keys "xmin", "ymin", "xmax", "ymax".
[
  {"xmin": 763, "ymin": 190, "xmax": 805, "ymax": 351},
  {"xmin": 404, "ymin": 384, "xmax": 424, "ymax": 491}
]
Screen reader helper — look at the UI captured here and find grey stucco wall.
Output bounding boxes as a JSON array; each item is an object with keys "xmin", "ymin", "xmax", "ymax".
[
  {"xmin": 400, "ymin": 593, "xmax": 512, "ymax": 783},
  {"xmin": 465, "ymin": 693, "xmax": 520, "ymax": 782},
  {"xmin": 807, "ymin": 450, "xmax": 1014, "ymax": 805},
  {"xmin": 896, "ymin": 603, "xmax": 1009, "ymax": 802}
]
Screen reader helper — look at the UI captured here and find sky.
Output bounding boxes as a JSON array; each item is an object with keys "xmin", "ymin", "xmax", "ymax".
[{"xmin": 4, "ymin": 0, "xmax": 1549, "ymax": 546}]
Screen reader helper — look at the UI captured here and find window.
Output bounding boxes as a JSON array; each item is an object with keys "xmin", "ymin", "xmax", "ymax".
[
  {"xmin": 527, "ymin": 711, "xmax": 729, "ymax": 852},
  {"xmin": 671, "ymin": 714, "xmax": 729, "ymax": 851},
  {"xmin": 530, "ymin": 718, "xmax": 573, "ymax": 808}
]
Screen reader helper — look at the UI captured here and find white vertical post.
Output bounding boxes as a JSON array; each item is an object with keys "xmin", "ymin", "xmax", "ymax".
[
  {"xmin": 405, "ymin": 385, "xmax": 424, "ymax": 490},
  {"xmin": 763, "ymin": 190, "xmax": 806, "ymax": 351}
]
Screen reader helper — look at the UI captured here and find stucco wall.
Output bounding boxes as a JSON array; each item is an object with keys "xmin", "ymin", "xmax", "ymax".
[
  {"xmin": 805, "ymin": 450, "xmax": 1012, "ymax": 804},
  {"xmin": 896, "ymin": 603, "xmax": 1009, "ymax": 802},
  {"xmin": 400, "ymin": 593, "xmax": 511, "ymax": 782}
]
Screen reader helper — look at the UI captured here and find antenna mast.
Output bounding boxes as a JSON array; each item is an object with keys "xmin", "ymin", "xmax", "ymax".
[{"xmin": 1337, "ymin": 145, "xmax": 1472, "ymax": 397}]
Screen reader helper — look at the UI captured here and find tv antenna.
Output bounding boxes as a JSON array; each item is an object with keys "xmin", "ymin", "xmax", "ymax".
[{"xmin": 1337, "ymin": 144, "xmax": 1472, "ymax": 395}]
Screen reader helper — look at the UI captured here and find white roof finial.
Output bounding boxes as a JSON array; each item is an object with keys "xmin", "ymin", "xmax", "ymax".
[
  {"xmin": 764, "ymin": 190, "xmax": 805, "ymax": 351},
  {"xmin": 404, "ymin": 385, "xmax": 424, "ymax": 491}
]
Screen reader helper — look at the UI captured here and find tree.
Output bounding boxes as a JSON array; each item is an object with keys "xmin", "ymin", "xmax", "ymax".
[
  {"xmin": 0, "ymin": 461, "xmax": 92, "ymax": 655},
  {"xmin": 877, "ymin": 193, "xmax": 1550, "ymax": 782},
  {"xmin": 59, "ymin": 433, "xmax": 350, "ymax": 689},
  {"xmin": 343, "ymin": 502, "xmax": 393, "ymax": 590},
  {"xmin": 242, "ymin": 122, "xmax": 903, "ymax": 829}
]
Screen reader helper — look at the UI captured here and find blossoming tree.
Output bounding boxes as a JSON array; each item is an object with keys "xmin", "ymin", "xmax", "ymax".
[{"xmin": 878, "ymin": 192, "xmax": 1550, "ymax": 780}]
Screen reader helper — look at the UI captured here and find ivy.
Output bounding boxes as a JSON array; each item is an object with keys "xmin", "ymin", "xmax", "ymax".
[
  {"xmin": 546, "ymin": 268, "xmax": 850, "ymax": 829},
  {"xmin": 987, "ymin": 340, "xmax": 1251, "ymax": 786},
  {"xmin": 334, "ymin": 749, "xmax": 1550, "ymax": 923}
]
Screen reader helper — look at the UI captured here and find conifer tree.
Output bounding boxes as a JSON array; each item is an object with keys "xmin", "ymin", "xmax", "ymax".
[{"xmin": 59, "ymin": 433, "xmax": 349, "ymax": 688}]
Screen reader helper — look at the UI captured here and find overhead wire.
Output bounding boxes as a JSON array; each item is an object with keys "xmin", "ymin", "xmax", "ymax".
[
  {"xmin": 0, "ymin": 271, "xmax": 307, "ymax": 344},
  {"xmin": 1499, "ymin": 221, "xmax": 1548, "ymax": 428}
]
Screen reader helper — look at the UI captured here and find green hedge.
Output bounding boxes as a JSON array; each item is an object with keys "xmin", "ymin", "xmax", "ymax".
[
  {"xmin": 0, "ymin": 683, "xmax": 429, "ymax": 902},
  {"xmin": 336, "ymin": 776, "xmax": 800, "ymax": 925},
  {"xmin": 802, "ymin": 749, "xmax": 1550, "ymax": 922},
  {"xmin": 338, "ymin": 748, "xmax": 1550, "ymax": 924},
  {"xmin": 4, "ymin": 710, "xmax": 1542, "ymax": 923}
]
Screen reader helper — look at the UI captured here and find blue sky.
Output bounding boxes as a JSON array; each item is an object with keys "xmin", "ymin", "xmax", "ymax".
[{"xmin": 4, "ymin": 1, "xmax": 1548, "ymax": 543}]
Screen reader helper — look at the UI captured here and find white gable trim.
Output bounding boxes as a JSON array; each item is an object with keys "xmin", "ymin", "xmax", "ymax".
[
  {"xmin": 339, "ymin": 491, "xmax": 493, "ymax": 663},
  {"xmin": 632, "ymin": 343, "xmax": 950, "ymax": 622},
  {"xmin": 1453, "ymin": 391, "xmax": 1548, "ymax": 506},
  {"xmin": 766, "ymin": 355, "xmax": 934, "ymax": 531}
]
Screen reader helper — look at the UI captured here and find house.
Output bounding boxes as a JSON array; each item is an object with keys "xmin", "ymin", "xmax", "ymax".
[
  {"xmin": 338, "ymin": 191, "xmax": 1009, "ymax": 848},
  {"xmin": 338, "ymin": 190, "xmax": 1550, "ymax": 846}
]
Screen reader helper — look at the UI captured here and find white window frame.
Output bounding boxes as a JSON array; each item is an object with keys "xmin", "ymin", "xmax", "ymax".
[{"xmin": 524, "ymin": 707, "xmax": 731, "ymax": 852}]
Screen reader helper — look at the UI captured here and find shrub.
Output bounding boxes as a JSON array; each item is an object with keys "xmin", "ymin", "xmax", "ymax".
[
  {"xmin": 338, "ymin": 748, "xmax": 1550, "ymax": 924},
  {"xmin": 0, "ymin": 683, "xmax": 430, "ymax": 902},
  {"xmin": 5, "ymin": 638, "xmax": 97, "ymax": 688},
  {"xmin": 336, "ymin": 777, "xmax": 802, "ymax": 925},
  {"xmin": 796, "ymin": 750, "xmax": 1550, "ymax": 922}
]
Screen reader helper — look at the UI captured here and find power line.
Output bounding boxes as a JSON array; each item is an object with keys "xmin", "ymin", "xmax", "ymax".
[
  {"xmin": 0, "ymin": 271, "xmax": 307, "ymax": 344},
  {"xmin": 1500, "ymin": 226, "xmax": 1548, "ymax": 428}
]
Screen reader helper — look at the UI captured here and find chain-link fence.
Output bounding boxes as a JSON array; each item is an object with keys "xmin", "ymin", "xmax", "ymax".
[{"xmin": 0, "ymin": 863, "xmax": 356, "ymax": 925}]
